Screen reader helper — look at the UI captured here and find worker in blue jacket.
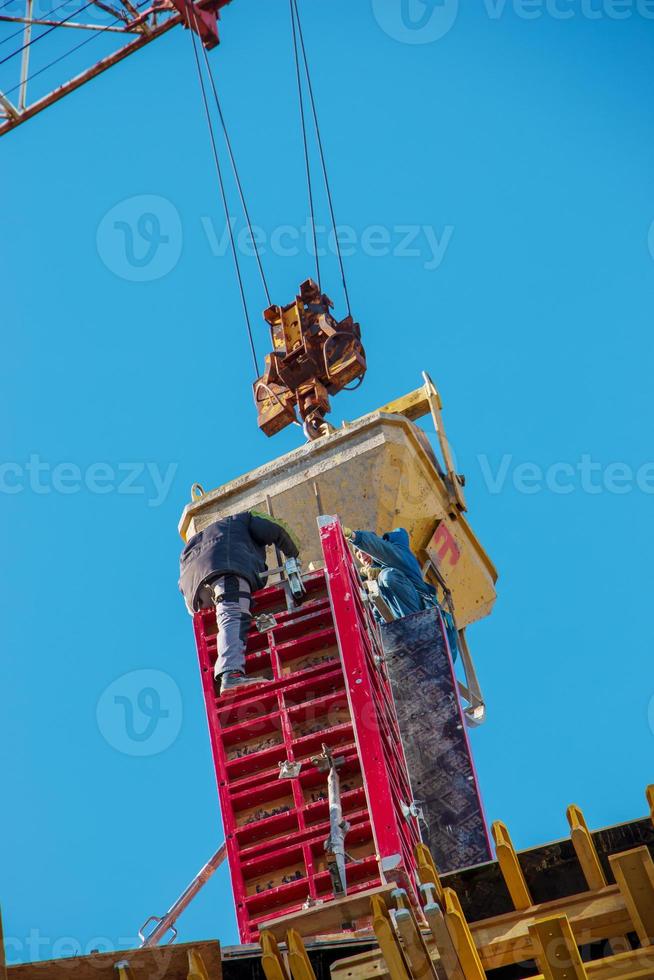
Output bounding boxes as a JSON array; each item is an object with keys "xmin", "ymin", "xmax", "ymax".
[
  {"xmin": 343, "ymin": 525, "xmax": 459, "ymax": 660},
  {"xmin": 343, "ymin": 526, "xmax": 437, "ymax": 619}
]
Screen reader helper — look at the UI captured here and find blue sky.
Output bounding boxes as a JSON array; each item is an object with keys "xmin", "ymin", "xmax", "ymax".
[{"xmin": 2, "ymin": 0, "xmax": 654, "ymax": 960}]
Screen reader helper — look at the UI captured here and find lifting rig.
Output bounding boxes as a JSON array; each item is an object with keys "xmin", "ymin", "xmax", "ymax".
[{"xmin": 254, "ymin": 279, "xmax": 366, "ymax": 440}]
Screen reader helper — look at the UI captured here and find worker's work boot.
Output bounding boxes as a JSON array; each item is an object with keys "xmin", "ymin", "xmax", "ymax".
[{"xmin": 219, "ymin": 671, "xmax": 271, "ymax": 695}]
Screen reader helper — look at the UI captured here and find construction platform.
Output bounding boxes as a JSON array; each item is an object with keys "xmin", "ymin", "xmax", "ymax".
[{"xmin": 4, "ymin": 798, "xmax": 653, "ymax": 980}]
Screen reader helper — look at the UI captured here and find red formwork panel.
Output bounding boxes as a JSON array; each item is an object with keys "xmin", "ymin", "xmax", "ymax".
[{"xmin": 192, "ymin": 517, "xmax": 421, "ymax": 943}]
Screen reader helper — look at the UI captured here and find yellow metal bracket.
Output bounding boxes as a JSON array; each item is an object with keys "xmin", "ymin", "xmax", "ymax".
[
  {"xmin": 491, "ymin": 821, "xmax": 533, "ymax": 911},
  {"xmin": 380, "ymin": 373, "xmax": 467, "ymax": 515},
  {"xmin": 528, "ymin": 914, "xmax": 588, "ymax": 979},
  {"xmin": 608, "ymin": 847, "xmax": 654, "ymax": 947}
]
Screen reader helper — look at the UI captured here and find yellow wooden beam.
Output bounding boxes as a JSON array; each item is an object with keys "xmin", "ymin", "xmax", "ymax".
[
  {"xmin": 260, "ymin": 932, "xmax": 291, "ymax": 980},
  {"xmin": 371, "ymin": 896, "xmax": 412, "ymax": 980},
  {"xmin": 567, "ymin": 806, "xmax": 607, "ymax": 891},
  {"xmin": 419, "ymin": 886, "xmax": 465, "ymax": 980},
  {"xmin": 415, "ymin": 844, "xmax": 444, "ymax": 906},
  {"xmin": 566, "ymin": 805, "xmax": 631, "ymax": 957},
  {"xmin": 332, "ymin": 883, "xmax": 630, "ymax": 978},
  {"xmin": 391, "ymin": 891, "xmax": 438, "ymax": 980},
  {"xmin": 286, "ymin": 930, "xmax": 317, "ymax": 980},
  {"xmin": 442, "ymin": 889, "xmax": 486, "ymax": 980},
  {"xmin": 528, "ymin": 914, "xmax": 588, "ymax": 979},
  {"xmin": 510, "ymin": 947, "xmax": 654, "ymax": 979},
  {"xmin": 646, "ymin": 785, "xmax": 654, "ymax": 826},
  {"xmin": 113, "ymin": 963, "xmax": 133, "ymax": 980},
  {"xmin": 187, "ymin": 950, "xmax": 209, "ymax": 980},
  {"xmin": 492, "ymin": 821, "xmax": 533, "ymax": 911},
  {"xmin": 608, "ymin": 848, "xmax": 654, "ymax": 947}
]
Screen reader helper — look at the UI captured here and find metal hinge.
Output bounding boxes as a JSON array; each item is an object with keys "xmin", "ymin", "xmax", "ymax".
[{"xmin": 401, "ymin": 800, "xmax": 427, "ymax": 826}]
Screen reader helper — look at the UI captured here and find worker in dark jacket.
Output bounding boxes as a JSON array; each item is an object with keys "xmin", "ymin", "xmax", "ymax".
[
  {"xmin": 179, "ymin": 511, "xmax": 300, "ymax": 693},
  {"xmin": 343, "ymin": 526, "xmax": 437, "ymax": 620}
]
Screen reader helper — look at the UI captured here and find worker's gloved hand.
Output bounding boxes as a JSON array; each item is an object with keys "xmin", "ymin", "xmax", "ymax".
[
  {"xmin": 342, "ymin": 526, "xmax": 354, "ymax": 540},
  {"xmin": 364, "ymin": 566, "xmax": 381, "ymax": 581}
]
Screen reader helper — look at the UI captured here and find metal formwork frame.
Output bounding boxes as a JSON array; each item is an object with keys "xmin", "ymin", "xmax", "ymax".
[{"xmin": 191, "ymin": 521, "xmax": 422, "ymax": 943}]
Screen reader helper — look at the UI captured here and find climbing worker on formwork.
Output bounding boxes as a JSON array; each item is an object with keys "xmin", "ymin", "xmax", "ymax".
[
  {"xmin": 179, "ymin": 511, "xmax": 300, "ymax": 694},
  {"xmin": 343, "ymin": 526, "xmax": 437, "ymax": 620},
  {"xmin": 343, "ymin": 525, "xmax": 459, "ymax": 660}
]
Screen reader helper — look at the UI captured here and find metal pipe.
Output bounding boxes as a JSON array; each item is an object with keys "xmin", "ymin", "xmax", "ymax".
[
  {"xmin": 18, "ymin": 0, "xmax": 32, "ymax": 112},
  {"xmin": 0, "ymin": 15, "xmax": 128, "ymax": 31},
  {"xmin": 138, "ymin": 843, "xmax": 227, "ymax": 948}
]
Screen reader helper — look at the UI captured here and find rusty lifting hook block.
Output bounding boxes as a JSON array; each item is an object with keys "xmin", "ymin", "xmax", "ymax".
[{"xmin": 253, "ymin": 279, "xmax": 366, "ymax": 440}]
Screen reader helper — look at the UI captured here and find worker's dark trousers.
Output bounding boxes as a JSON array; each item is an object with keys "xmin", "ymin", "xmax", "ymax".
[
  {"xmin": 377, "ymin": 568, "xmax": 458, "ymax": 662},
  {"xmin": 197, "ymin": 575, "xmax": 252, "ymax": 679},
  {"xmin": 377, "ymin": 568, "xmax": 430, "ymax": 620}
]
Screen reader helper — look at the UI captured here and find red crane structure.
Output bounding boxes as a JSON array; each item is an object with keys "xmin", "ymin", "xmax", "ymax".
[{"xmin": 0, "ymin": 0, "xmax": 231, "ymax": 135}]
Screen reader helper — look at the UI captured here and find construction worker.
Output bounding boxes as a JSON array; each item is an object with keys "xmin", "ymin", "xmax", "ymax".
[
  {"xmin": 179, "ymin": 511, "xmax": 300, "ymax": 694},
  {"xmin": 343, "ymin": 525, "xmax": 459, "ymax": 660},
  {"xmin": 343, "ymin": 526, "xmax": 438, "ymax": 620}
]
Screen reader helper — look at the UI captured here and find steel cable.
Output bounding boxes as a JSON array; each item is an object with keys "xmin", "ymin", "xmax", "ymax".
[
  {"xmin": 292, "ymin": 0, "xmax": 351, "ymax": 316},
  {"xmin": 185, "ymin": 0, "xmax": 260, "ymax": 376}
]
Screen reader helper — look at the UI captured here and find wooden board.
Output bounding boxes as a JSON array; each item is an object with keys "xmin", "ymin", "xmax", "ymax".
[
  {"xmin": 258, "ymin": 887, "xmax": 395, "ymax": 941},
  {"xmin": 7, "ymin": 943, "xmax": 222, "ymax": 980},
  {"xmin": 331, "ymin": 886, "xmax": 633, "ymax": 977}
]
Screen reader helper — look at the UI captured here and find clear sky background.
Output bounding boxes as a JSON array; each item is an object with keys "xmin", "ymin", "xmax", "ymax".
[{"xmin": 2, "ymin": 0, "xmax": 653, "ymax": 961}]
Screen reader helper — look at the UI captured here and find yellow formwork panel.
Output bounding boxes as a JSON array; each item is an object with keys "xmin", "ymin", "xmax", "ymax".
[{"xmin": 178, "ymin": 389, "xmax": 497, "ymax": 629}]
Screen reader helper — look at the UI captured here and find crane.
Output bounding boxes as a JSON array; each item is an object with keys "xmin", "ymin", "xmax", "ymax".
[{"xmin": 0, "ymin": 0, "xmax": 231, "ymax": 135}]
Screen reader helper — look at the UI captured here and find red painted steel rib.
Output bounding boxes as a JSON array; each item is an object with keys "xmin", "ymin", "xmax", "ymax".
[{"xmin": 319, "ymin": 517, "xmax": 421, "ymax": 897}]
